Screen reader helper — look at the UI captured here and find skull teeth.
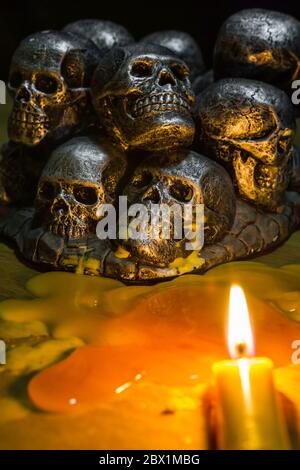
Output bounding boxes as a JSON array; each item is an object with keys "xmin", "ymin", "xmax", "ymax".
[
  {"xmin": 48, "ymin": 223, "xmax": 86, "ymax": 239},
  {"xmin": 132, "ymin": 93, "xmax": 190, "ymax": 117},
  {"xmin": 254, "ymin": 164, "xmax": 285, "ymax": 191},
  {"xmin": 10, "ymin": 110, "xmax": 49, "ymax": 124}
]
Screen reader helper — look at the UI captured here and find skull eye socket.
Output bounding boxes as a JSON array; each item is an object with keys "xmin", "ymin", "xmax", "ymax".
[
  {"xmin": 35, "ymin": 74, "xmax": 58, "ymax": 94},
  {"xmin": 39, "ymin": 181, "xmax": 55, "ymax": 200},
  {"xmin": 131, "ymin": 61, "xmax": 153, "ymax": 77},
  {"xmin": 73, "ymin": 185, "xmax": 98, "ymax": 205},
  {"xmin": 170, "ymin": 63, "xmax": 189, "ymax": 80},
  {"xmin": 9, "ymin": 71, "xmax": 23, "ymax": 88},
  {"xmin": 133, "ymin": 172, "xmax": 153, "ymax": 188},
  {"xmin": 169, "ymin": 181, "xmax": 193, "ymax": 202},
  {"xmin": 61, "ymin": 51, "xmax": 84, "ymax": 88}
]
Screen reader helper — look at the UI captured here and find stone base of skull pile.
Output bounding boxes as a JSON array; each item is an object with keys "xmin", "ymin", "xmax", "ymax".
[{"xmin": 1, "ymin": 13, "xmax": 300, "ymax": 282}]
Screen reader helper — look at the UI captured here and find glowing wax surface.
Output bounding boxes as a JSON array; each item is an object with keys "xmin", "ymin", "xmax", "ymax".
[{"xmin": 1, "ymin": 232, "xmax": 300, "ymax": 448}]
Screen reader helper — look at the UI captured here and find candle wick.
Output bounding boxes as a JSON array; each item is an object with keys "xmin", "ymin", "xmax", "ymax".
[{"xmin": 236, "ymin": 342, "xmax": 247, "ymax": 358}]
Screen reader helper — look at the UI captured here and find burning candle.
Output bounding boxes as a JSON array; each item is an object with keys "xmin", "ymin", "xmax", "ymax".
[{"xmin": 212, "ymin": 285, "xmax": 291, "ymax": 450}]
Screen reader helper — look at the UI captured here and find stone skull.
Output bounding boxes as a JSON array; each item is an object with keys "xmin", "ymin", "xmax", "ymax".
[
  {"xmin": 140, "ymin": 30, "xmax": 205, "ymax": 82},
  {"xmin": 214, "ymin": 9, "xmax": 300, "ymax": 100},
  {"xmin": 120, "ymin": 150, "xmax": 236, "ymax": 266},
  {"xmin": 195, "ymin": 79, "xmax": 295, "ymax": 210},
  {"xmin": 34, "ymin": 136, "xmax": 126, "ymax": 239},
  {"xmin": 91, "ymin": 44, "xmax": 195, "ymax": 152},
  {"xmin": 63, "ymin": 19, "xmax": 134, "ymax": 53},
  {"xmin": 8, "ymin": 30, "xmax": 100, "ymax": 147}
]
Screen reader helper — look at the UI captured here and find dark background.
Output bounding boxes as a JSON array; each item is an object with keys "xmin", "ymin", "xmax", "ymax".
[{"xmin": 1, "ymin": 0, "xmax": 300, "ymax": 79}]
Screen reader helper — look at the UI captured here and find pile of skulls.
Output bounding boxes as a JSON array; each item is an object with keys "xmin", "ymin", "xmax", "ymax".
[{"xmin": 1, "ymin": 9, "xmax": 300, "ymax": 282}]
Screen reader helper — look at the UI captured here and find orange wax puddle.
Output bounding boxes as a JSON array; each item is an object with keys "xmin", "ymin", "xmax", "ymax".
[
  {"xmin": 28, "ymin": 345, "xmax": 206, "ymax": 413},
  {"xmin": 25, "ymin": 264, "xmax": 300, "ymax": 413}
]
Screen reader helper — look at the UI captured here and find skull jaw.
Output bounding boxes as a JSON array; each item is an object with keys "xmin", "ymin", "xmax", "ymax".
[
  {"xmin": 215, "ymin": 44, "xmax": 299, "ymax": 91},
  {"xmin": 48, "ymin": 221, "xmax": 88, "ymax": 240},
  {"xmin": 129, "ymin": 115, "xmax": 195, "ymax": 152},
  {"xmin": 234, "ymin": 154, "xmax": 287, "ymax": 210},
  {"xmin": 41, "ymin": 211, "xmax": 91, "ymax": 240},
  {"xmin": 108, "ymin": 103, "xmax": 195, "ymax": 151},
  {"xmin": 119, "ymin": 213, "xmax": 189, "ymax": 266},
  {"xmin": 8, "ymin": 98, "xmax": 88, "ymax": 147},
  {"xmin": 120, "ymin": 236, "xmax": 184, "ymax": 267},
  {"xmin": 32, "ymin": 209, "xmax": 90, "ymax": 240},
  {"xmin": 8, "ymin": 107, "xmax": 49, "ymax": 146}
]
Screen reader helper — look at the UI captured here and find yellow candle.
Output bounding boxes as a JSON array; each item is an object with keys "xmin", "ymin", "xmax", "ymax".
[{"xmin": 213, "ymin": 285, "xmax": 291, "ymax": 450}]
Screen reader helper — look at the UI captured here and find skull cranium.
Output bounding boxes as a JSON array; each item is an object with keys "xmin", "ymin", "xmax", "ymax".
[
  {"xmin": 63, "ymin": 19, "xmax": 134, "ymax": 53},
  {"xmin": 140, "ymin": 30, "xmax": 205, "ymax": 82},
  {"xmin": 214, "ymin": 9, "xmax": 300, "ymax": 100}
]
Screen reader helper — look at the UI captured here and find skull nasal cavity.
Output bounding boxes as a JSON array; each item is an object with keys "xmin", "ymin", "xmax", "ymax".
[
  {"xmin": 16, "ymin": 86, "xmax": 30, "ymax": 103},
  {"xmin": 158, "ymin": 69, "xmax": 176, "ymax": 86},
  {"xmin": 52, "ymin": 199, "xmax": 68, "ymax": 215}
]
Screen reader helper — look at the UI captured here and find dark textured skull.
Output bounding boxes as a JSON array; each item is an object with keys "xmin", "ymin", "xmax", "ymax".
[
  {"xmin": 8, "ymin": 30, "xmax": 100, "ymax": 146},
  {"xmin": 140, "ymin": 30, "xmax": 205, "ymax": 81},
  {"xmin": 91, "ymin": 44, "xmax": 195, "ymax": 152},
  {"xmin": 195, "ymin": 79, "xmax": 295, "ymax": 210},
  {"xmin": 192, "ymin": 69, "xmax": 214, "ymax": 95},
  {"xmin": 34, "ymin": 136, "xmax": 126, "ymax": 239},
  {"xmin": 214, "ymin": 9, "xmax": 300, "ymax": 97},
  {"xmin": 63, "ymin": 19, "xmax": 134, "ymax": 53},
  {"xmin": 120, "ymin": 150, "xmax": 236, "ymax": 266}
]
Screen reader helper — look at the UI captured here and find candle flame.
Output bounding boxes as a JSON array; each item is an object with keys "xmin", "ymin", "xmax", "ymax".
[{"xmin": 228, "ymin": 285, "xmax": 255, "ymax": 359}]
